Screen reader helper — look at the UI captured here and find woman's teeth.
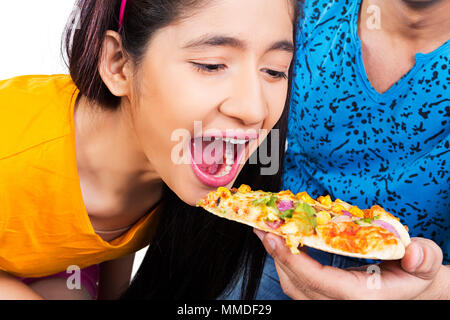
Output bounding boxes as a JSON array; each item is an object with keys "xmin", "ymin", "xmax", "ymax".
[
  {"xmin": 225, "ymin": 143, "xmax": 234, "ymax": 165},
  {"xmin": 213, "ymin": 138, "xmax": 247, "ymax": 178},
  {"xmin": 221, "ymin": 137, "xmax": 247, "ymax": 144},
  {"xmin": 190, "ymin": 132, "xmax": 258, "ymax": 187}
]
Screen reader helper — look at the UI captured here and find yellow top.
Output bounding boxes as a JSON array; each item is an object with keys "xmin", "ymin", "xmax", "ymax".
[{"xmin": 0, "ymin": 74, "xmax": 161, "ymax": 278}]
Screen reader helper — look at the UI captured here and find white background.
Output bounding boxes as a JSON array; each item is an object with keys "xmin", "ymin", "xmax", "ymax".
[
  {"xmin": 0, "ymin": 0, "xmax": 147, "ymax": 279},
  {"xmin": 0, "ymin": 1, "xmax": 73, "ymax": 79}
]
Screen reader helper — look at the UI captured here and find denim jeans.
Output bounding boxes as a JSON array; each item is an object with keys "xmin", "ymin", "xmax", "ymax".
[{"xmin": 222, "ymin": 248, "xmax": 369, "ymax": 300}]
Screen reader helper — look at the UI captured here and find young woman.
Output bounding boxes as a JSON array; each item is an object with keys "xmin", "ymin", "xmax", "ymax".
[{"xmin": 0, "ymin": 0, "xmax": 298, "ymax": 299}]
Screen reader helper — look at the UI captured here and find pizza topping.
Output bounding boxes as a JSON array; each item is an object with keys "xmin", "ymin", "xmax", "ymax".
[
  {"xmin": 352, "ymin": 215, "xmax": 378, "ymax": 225},
  {"xmin": 334, "ymin": 199, "xmax": 350, "ymax": 207},
  {"xmin": 349, "ymin": 206, "xmax": 365, "ymax": 218},
  {"xmin": 316, "ymin": 211, "xmax": 332, "ymax": 225},
  {"xmin": 368, "ymin": 205, "xmax": 398, "ymax": 220},
  {"xmin": 341, "ymin": 210, "xmax": 352, "ymax": 217},
  {"xmin": 252, "ymin": 195, "xmax": 294, "ymax": 222},
  {"xmin": 279, "ymin": 221, "xmax": 300, "ymax": 234},
  {"xmin": 296, "ymin": 192, "xmax": 315, "ymax": 204},
  {"xmin": 331, "ymin": 203, "xmax": 346, "ymax": 214},
  {"xmin": 237, "ymin": 184, "xmax": 251, "ymax": 193},
  {"xmin": 294, "ymin": 202, "xmax": 316, "ymax": 218},
  {"xmin": 252, "ymin": 194, "xmax": 275, "ymax": 206},
  {"xmin": 312, "ymin": 203, "xmax": 330, "ymax": 212},
  {"xmin": 217, "ymin": 187, "xmax": 231, "ymax": 199},
  {"xmin": 291, "ymin": 202, "xmax": 317, "ymax": 235},
  {"xmin": 372, "ymin": 220, "xmax": 400, "ymax": 238},
  {"xmin": 267, "ymin": 196, "xmax": 278, "ymax": 208},
  {"xmin": 265, "ymin": 220, "xmax": 284, "ymax": 229},
  {"xmin": 264, "ymin": 206, "xmax": 281, "ymax": 222},
  {"xmin": 279, "ymin": 190, "xmax": 296, "ymax": 198},
  {"xmin": 353, "ymin": 219, "xmax": 371, "ymax": 227},
  {"xmin": 237, "ymin": 207, "xmax": 248, "ymax": 216},
  {"xmin": 278, "ymin": 208, "xmax": 295, "ymax": 219},
  {"xmin": 198, "ymin": 185, "xmax": 409, "ymax": 258},
  {"xmin": 317, "ymin": 221, "xmax": 398, "ymax": 254},
  {"xmin": 317, "ymin": 195, "xmax": 332, "ymax": 207},
  {"xmin": 331, "ymin": 215, "xmax": 353, "ymax": 224},
  {"xmin": 277, "ymin": 200, "xmax": 294, "ymax": 212}
]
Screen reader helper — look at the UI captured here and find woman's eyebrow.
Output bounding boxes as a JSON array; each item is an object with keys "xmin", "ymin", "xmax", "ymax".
[
  {"xmin": 182, "ymin": 35, "xmax": 294, "ymax": 53},
  {"xmin": 267, "ymin": 40, "xmax": 295, "ymax": 54}
]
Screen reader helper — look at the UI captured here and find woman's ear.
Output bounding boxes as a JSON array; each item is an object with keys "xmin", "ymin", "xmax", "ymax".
[{"xmin": 98, "ymin": 30, "xmax": 133, "ymax": 97}]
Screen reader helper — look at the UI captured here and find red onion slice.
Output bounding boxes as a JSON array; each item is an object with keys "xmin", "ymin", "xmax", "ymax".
[
  {"xmin": 372, "ymin": 220, "xmax": 400, "ymax": 238},
  {"xmin": 277, "ymin": 200, "xmax": 294, "ymax": 212},
  {"xmin": 341, "ymin": 210, "xmax": 352, "ymax": 217},
  {"xmin": 265, "ymin": 220, "xmax": 284, "ymax": 229}
]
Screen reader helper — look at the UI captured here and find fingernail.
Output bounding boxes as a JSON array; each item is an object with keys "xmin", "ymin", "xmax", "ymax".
[
  {"xmin": 267, "ymin": 237, "xmax": 277, "ymax": 251},
  {"xmin": 254, "ymin": 229, "xmax": 265, "ymax": 241},
  {"xmin": 267, "ymin": 238, "xmax": 276, "ymax": 252},
  {"xmin": 412, "ymin": 244, "xmax": 424, "ymax": 271}
]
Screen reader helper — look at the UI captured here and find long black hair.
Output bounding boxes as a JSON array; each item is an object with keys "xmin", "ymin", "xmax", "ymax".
[{"xmin": 63, "ymin": 0, "xmax": 299, "ymax": 300}]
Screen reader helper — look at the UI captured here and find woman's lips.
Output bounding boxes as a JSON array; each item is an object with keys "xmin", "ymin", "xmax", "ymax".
[{"xmin": 190, "ymin": 134, "xmax": 256, "ymax": 188}]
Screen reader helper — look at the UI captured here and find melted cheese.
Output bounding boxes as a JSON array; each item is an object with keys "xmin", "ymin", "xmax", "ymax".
[{"xmin": 316, "ymin": 222, "xmax": 398, "ymax": 254}]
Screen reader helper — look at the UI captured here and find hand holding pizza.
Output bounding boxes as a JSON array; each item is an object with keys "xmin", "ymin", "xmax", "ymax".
[
  {"xmin": 198, "ymin": 185, "xmax": 449, "ymax": 299},
  {"xmin": 255, "ymin": 230, "xmax": 449, "ymax": 300}
]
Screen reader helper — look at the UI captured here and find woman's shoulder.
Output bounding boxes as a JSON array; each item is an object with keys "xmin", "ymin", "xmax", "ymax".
[
  {"xmin": 0, "ymin": 74, "xmax": 79, "ymax": 160},
  {"xmin": 0, "ymin": 74, "xmax": 76, "ymax": 98}
]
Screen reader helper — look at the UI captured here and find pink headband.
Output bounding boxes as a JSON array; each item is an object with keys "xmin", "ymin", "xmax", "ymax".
[{"xmin": 118, "ymin": 0, "xmax": 127, "ymax": 31}]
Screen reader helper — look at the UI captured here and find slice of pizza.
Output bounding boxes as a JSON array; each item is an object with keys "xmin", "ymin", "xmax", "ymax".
[{"xmin": 197, "ymin": 185, "xmax": 411, "ymax": 260}]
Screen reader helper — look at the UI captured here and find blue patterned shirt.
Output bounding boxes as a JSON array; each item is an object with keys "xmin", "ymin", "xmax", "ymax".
[{"xmin": 283, "ymin": 0, "xmax": 450, "ymax": 263}]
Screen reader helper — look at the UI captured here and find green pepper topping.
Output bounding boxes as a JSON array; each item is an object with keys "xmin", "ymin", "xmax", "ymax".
[
  {"xmin": 293, "ymin": 202, "xmax": 317, "ymax": 230},
  {"xmin": 354, "ymin": 215, "xmax": 380, "ymax": 225},
  {"xmin": 278, "ymin": 208, "xmax": 294, "ymax": 219},
  {"xmin": 252, "ymin": 195, "xmax": 278, "ymax": 208}
]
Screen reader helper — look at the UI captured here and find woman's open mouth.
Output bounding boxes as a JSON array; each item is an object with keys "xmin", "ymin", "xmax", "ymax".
[{"xmin": 190, "ymin": 132, "xmax": 258, "ymax": 187}]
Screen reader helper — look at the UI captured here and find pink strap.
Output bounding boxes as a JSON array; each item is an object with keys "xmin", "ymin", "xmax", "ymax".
[{"xmin": 118, "ymin": 0, "xmax": 127, "ymax": 31}]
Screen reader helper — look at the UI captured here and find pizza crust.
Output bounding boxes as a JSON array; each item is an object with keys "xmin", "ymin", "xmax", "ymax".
[{"xmin": 376, "ymin": 215, "xmax": 411, "ymax": 248}]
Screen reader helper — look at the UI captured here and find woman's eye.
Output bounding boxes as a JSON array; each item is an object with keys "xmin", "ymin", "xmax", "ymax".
[
  {"xmin": 191, "ymin": 63, "xmax": 287, "ymax": 79},
  {"xmin": 263, "ymin": 68, "xmax": 288, "ymax": 80},
  {"xmin": 192, "ymin": 63, "xmax": 226, "ymax": 73}
]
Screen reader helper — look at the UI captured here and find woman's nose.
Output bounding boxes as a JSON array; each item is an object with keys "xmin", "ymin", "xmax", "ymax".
[{"xmin": 219, "ymin": 69, "xmax": 268, "ymax": 126}]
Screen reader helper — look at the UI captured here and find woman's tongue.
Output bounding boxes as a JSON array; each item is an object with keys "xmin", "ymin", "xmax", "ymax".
[{"xmin": 192, "ymin": 139, "xmax": 225, "ymax": 176}]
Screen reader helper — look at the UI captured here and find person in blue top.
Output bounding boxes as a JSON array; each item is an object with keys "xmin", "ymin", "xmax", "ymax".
[{"xmin": 252, "ymin": 0, "xmax": 449, "ymax": 299}]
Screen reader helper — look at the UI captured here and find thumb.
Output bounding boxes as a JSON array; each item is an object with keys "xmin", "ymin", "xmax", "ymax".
[
  {"xmin": 254, "ymin": 229, "xmax": 283, "ymax": 257},
  {"xmin": 401, "ymin": 238, "xmax": 443, "ymax": 280},
  {"xmin": 253, "ymin": 228, "xmax": 307, "ymax": 260}
]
